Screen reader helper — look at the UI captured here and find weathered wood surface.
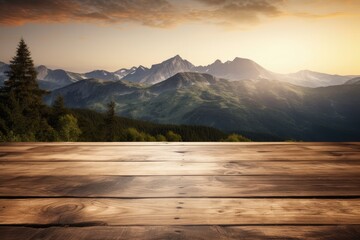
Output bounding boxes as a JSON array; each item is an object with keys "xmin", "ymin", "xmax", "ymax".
[
  {"xmin": 1, "ymin": 175, "xmax": 360, "ymax": 197},
  {"xmin": 2, "ymin": 151, "xmax": 358, "ymax": 161},
  {"xmin": 1, "ymin": 198, "xmax": 360, "ymax": 225},
  {"xmin": 0, "ymin": 142, "xmax": 359, "ymax": 162},
  {"xmin": 0, "ymin": 142, "xmax": 359, "ymax": 239},
  {"xmin": 1, "ymin": 161, "xmax": 359, "ymax": 176}
]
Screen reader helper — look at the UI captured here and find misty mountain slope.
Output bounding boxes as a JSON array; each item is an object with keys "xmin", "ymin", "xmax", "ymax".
[
  {"xmin": 47, "ymin": 72, "xmax": 360, "ymax": 141},
  {"xmin": 122, "ymin": 55, "xmax": 194, "ymax": 84},
  {"xmin": 276, "ymin": 70, "xmax": 356, "ymax": 88},
  {"xmin": 193, "ymin": 58, "xmax": 357, "ymax": 87},
  {"xmin": 45, "ymin": 78, "xmax": 141, "ymax": 109},
  {"xmin": 345, "ymin": 77, "xmax": 360, "ymax": 85},
  {"xmin": 45, "ymin": 79, "xmax": 108, "ymax": 108},
  {"xmin": 149, "ymin": 72, "xmax": 219, "ymax": 93},
  {"xmin": 194, "ymin": 57, "xmax": 275, "ymax": 80}
]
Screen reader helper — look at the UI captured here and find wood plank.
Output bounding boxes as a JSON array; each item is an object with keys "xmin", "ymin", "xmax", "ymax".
[
  {"xmin": 1, "ymin": 175, "xmax": 360, "ymax": 197},
  {"xmin": 0, "ymin": 143, "xmax": 360, "ymax": 157},
  {"xmin": 3, "ymin": 152, "xmax": 359, "ymax": 161},
  {"xmin": 1, "ymin": 226, "xmax": 360, "ymax": 240},
  {"xmin": 0, "ymin": 149, "xmax": 183, "ymax": 162},
  {"xmin": 1, "ymin": 145, "xmax": 358, "ymax": 161},
  {"xmin": 1, "ymin": 161, "xmax": 359, "ymax": 176},
  {"xmin": 184, "ymin": 150, "xmax": 360, "ymax": 161},
  {"xmin": 0, "ymin": 198, "xmax": 359, "ymax": 225}
]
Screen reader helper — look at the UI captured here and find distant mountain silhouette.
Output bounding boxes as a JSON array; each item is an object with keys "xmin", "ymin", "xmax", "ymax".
[{"xmin": 1, "ymin": 55, "xmax": 359, "ymax": 89}]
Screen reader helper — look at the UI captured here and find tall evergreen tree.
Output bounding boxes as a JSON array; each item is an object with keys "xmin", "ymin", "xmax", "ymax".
[
  {"xmin": 4, "ymin": 38, "xmax": 45, "ymax": 107},
  {"xmin": 1, "ymin": 38, "xmax": 48, "ymax": 140},
  {"xmin": 104, "ymin": 101, "xmax": 116, "ymax": 141}
]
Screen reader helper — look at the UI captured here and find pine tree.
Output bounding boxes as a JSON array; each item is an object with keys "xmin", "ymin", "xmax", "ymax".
[
  {"xmin": 1, "ymin": 38, "xmax": 47, "ymax": 140},
  {"xmin": 5, "ymin": 38, "xmax": 45, "ymax": 107}
]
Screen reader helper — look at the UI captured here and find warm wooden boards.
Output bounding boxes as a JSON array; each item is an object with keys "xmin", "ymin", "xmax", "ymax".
[
  {"xmin": 0, "ymin": 142, "xmax": 360, "ymax": 239},
  {"xmin": 1, "ymin": 175, "xmax": 360, "ymax": 197},
  {"xmin": 0, "ymin": 142, "xmax": 359, "ymax": 162},
  {"xmin": 1, "ymin": 198, "xmax": 360, "ymax": 225},
  {"xmin": 1, "ymin": 160, "xmax": 360, "ymax": 176}
]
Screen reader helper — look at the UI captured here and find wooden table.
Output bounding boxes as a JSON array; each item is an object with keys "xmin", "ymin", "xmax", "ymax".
[{"xmin": 0, "ymin": 142, "xmax": 360, "ymax": 239}]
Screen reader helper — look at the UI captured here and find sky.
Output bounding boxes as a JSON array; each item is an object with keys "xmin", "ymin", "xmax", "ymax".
[{"xmin": 0, "ymin": 0, "xmax": 359, "ymax": 75}]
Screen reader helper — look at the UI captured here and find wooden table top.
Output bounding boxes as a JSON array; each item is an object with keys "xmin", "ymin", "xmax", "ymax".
[{"xmin": 0, "ymin": 142, "xmax": 360, "ymax": 239}]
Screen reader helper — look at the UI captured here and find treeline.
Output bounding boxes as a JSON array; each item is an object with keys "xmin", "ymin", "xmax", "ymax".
[
  {"xmin": 71, "ymin": 108, "xmax": 229, "ymax": 142},
  {"xmin": 0, "ymin": 39, "xmax": 250, "ymax": 142}
]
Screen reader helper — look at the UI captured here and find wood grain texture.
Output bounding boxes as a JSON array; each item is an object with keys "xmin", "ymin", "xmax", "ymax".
[
  {"xmin": 1, "ymin": 160, "xmax": 359, "ymax": 176},
  {"xmin": 1, "ymin": 226, "xmax": 360, "ymax": 240},
  {"xmin": 1, "ymin": 175, "xmax": 360, "ymax": 197},
  {"xmin": 2, "ymin": 152, "xmax": 358, "ymax": 161},
  {"xmin": 1, "ymin": 142, "xmax": 359, "ymax": 162},
  {"xmin": 1, "ymin": 198, "xmax": 360, "ymax": 225}
]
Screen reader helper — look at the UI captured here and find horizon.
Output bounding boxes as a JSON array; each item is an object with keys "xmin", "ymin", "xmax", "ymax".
[{"xmin": 0, "ymin": 0, "xmax": 360, "ymax": 75}]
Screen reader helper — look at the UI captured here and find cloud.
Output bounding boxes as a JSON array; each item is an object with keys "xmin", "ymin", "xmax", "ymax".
[
  {"xmin": 0, "ymin": 0, "xmax": 354, "ymax": 28},
  {"xmin": 0, "ymin": 0, "xmax": 288, "ymax": 27},
  {"xmin": 197, "ymin": 0, "xmax": 286, "ymax": 26},
  {"xmin": 0, "ymin": 0, "xmax": 179, "ymax": 27}
]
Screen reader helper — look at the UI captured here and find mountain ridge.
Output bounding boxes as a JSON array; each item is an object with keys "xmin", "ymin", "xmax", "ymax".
[
  {"xmin": 1, "ymin": 55, "xmax": 359, "ymax": 90},
  {"xmin": 122, "ymin": 55, "xmax": 194, "ymax": 84}
]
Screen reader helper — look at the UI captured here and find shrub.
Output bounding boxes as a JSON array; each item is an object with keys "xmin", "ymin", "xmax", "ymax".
[{"xmin": 223, "ymin": 134, "xmax": 251, "ymax": 142}]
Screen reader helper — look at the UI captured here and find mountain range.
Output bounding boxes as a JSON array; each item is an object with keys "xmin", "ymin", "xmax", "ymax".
[{"xmin": 1, "ymin": 56, "xmax": 359, "ymax": 90}]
